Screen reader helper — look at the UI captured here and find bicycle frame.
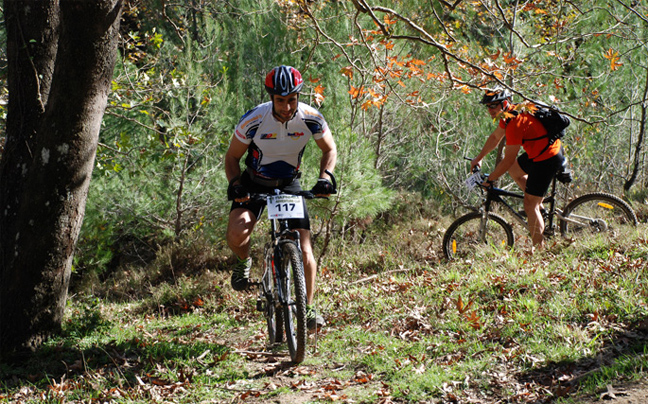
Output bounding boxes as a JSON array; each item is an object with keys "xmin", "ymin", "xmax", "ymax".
[
  {"xmin": 479, "ymin": 177, "xmax": 560, "ymax": 233},
  {"xmin": 479, "ymin": 176, "xmax": 590, "ymax": 235}
]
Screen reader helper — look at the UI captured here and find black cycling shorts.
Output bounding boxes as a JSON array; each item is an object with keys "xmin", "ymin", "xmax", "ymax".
[
  {"xmin": 517, "ymin": 151, "xmax": 565, "ymax": 197},
  {"xmin": 230, "ymin": 172, "xmax": 310, "ymax": 230}
]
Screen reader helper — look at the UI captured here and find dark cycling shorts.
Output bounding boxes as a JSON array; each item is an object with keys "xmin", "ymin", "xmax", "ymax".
[
  {"xmin": 517, "ymin": 150, "xmax": 565, "ymax": 197},
  {"xmin": 230, "ymin": 172, "xmax": 310, "ymax": 230}
]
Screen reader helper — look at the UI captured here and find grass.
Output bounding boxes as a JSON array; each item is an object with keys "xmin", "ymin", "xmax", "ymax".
[{"xmin": 1, "ymin": 210, "xmax": 647, "ymax": 403}]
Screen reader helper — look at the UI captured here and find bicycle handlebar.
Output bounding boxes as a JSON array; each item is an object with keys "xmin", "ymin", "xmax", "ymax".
[
  {"xmin": 230, "ymin": 170, "xmax": 338, "ymax": 202},
  {"xmin": 249, "ymin": 169, "xmax": 337, "ymax": 201},
  {"xmin": 324, "ymin": 169, "xmax": 337, "ymax": 194},
  {"xmin": 464, "ymin": 156, "xmax": 481, "ymax": 174},
  {"xmin": 248, "ymin": 189, "xmax": 319, "ymax": 202}
]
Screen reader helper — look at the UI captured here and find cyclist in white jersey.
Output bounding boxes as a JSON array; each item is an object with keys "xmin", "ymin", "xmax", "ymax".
[{"xmin": 225, "ymin": 65, "xmax": 337, "ymax": 329}]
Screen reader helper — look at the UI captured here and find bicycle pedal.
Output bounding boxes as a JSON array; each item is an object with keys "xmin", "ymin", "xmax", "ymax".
[
  {"xmin": 543, "ymin": 225, "xmax": 555, "ymax": 237},
  {"xmin": 256, "ymin": 298, "xmax": 266, "ymax": 312}
]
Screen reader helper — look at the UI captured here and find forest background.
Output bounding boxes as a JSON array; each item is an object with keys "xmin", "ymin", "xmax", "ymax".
[
  {"xmin": 1, "ymin": 0, "xmax": 647, "ymax": 350},
  {"xmin": 0, "ymin": 0, "xmax": 647, "ymax": 402},
  {"xmin": 61, "ymin": 0, "xmax": 648, "ymax": 277}
]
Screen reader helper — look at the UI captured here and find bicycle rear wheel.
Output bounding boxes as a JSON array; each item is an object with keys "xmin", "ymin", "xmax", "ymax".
[
  {"xmin": 262, "ymin": 250, "xmax": 284, "ymax": 344},
  {"xmin": 560, "ymin": 192, "xmax": 637, "ymax": 239},
  {"xmin": 278, "ymin": 241, "xmax": 307, "ymax": 363},
  {"xmin": 443, "ymin": 212, "xmax": 514, "ymax": 260}
]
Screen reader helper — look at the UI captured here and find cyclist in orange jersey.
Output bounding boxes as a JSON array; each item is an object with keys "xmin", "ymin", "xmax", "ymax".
[{"xmin": 471, "ymin": 87, "xmax": 565, "ymax": 248}]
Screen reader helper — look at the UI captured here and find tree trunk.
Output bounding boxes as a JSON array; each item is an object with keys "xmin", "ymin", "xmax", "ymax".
[
  {"xmin": 0, "ymin": 0, "xmax": 122, "ymax": 357},
  {"xmin": 624, "ymin": 67, "xmax": 648, "ymax": 192}
]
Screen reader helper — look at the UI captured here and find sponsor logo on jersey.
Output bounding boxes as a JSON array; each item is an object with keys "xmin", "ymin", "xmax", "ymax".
[
  {"xmin": 288, "ymin": 132, "xmax": 306, "ymax": 139},
  {"xmin": 260, "ymin": 133, "xmax": 278, "ymax": 139},
  {"xmin": 301, "ymin": 108, "xmax": 323, "ymax": 119},
  {"xmin": 235, "ymin": 129, "xmax": 247, "ymax": 140},
  {"xmin": 241, "ymin": 114, "xmax": 262, "ymax": 128}
]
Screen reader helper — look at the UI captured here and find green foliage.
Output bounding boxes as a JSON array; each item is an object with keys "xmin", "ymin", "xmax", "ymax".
[
  {"xmin": 63, "ymin": 297, "xmax": 111, "ymax": 339},
  {"xmin": 79, "ymin": 6, "xmax": 238, "ymax": 275},
  {"xmin": 308, "ymin": 128, "xmax": 395, "ymax": 226},
  {"xmin": 295, "ymin": 0, "xmax": 648, "ymax": 198},
  {"xmin": 74, "ymin": 0, "xmax": 648, "ymax": 279}
]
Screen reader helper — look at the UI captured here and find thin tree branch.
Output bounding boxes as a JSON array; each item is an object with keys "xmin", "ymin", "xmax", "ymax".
[
  {"xmin": 104, "ymin": 109, "xmax": 167, "ymax": 135},
  {"xmin": 430, "ymin": 1, "xmax": 458, "ymax": 42},
  {"xmin": 494, "ymin": 0, "xmax": 532, "ymax": 48},
  {"xmin": 613, "ymin": 0, "xmax": 648, "ymax": 24},
  {"xmin": 161, "ymin": 0, "xmax": 186, "ymax": 46}
]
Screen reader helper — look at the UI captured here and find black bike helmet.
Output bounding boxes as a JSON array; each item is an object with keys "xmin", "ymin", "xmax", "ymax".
[
  {"xmin": 265, "ymin": 65, "xmax": 304, "ymax": 96},
  {"xmin": 480, "ymin": 87, "xmax": 512, "ymax": 104}
]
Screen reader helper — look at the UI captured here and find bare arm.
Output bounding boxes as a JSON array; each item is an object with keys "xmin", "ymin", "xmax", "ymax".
[
  {"xmin": 471, "ymin": 125, "xmax": 506, "ymax": 172},
  {"xmin": 487, "ymin": 143, "xmax": 521, "ymax": 183},
  {"xmin": 314, "ymin": 134, "xmax": 337, "ymax": 181},
  {"xmin": 225, "ymin": 135, "xmax": 249, "ymax": 185}
]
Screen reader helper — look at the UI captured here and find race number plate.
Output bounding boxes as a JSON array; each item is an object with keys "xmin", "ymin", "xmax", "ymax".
[
  {"xmin": 465, "ymin": 172, "xmax": 483, "ymax": 190},
  {"xmin": 266, "ymin": 194, "xmax": 305, "ymax": 219}
]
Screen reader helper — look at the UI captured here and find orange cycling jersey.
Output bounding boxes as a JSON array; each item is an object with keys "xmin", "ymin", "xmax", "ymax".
[{"xmin": 499, "ymin": 112, "xmax": 562, "ymax": 162}]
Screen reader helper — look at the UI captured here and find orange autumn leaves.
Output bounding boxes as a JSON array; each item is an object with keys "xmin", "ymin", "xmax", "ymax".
[
  {"xmin": 344, "ymin": 55, "xmax": 429, "ymax": 110},
  {"xmin": 308, "ymin": 75, "xmax": 326, "ymax": 107},
  {"xmin": 603, "ymin": 48, "xmax": 623, "ymax": 71}
]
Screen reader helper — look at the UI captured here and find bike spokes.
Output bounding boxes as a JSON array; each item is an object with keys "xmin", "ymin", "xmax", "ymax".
[
  {"xmin": 443, "ymin": 212, "xmax": 514, "ymax": 260},
  {"xmin": 560, "ymin": 193, "xmax": 637, "ymax": 238}
]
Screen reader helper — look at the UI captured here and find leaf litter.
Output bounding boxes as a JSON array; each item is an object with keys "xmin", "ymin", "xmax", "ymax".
[{"xmin": 3, "ymin": 232, "xmax": 648, "ymax": 403}]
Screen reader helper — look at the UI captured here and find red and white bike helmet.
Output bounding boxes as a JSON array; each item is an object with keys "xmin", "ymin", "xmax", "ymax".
[{"xmin": 265, "ymin": 65, "xmax": 304, "ymax": 96}]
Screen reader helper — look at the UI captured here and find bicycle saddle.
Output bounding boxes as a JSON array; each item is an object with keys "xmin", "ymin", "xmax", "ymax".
[{"xmin": 556, "ymin": 158, "xmax": 572, "ymax": 184}]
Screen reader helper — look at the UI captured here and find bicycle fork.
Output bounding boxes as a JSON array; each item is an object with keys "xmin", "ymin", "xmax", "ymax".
[
  {"xmin": 256, "ymin": 244, "xmax": 277, "ymax": 313},
  {"xmin": 478, "ymin": 209, "xmax": 490, "ymax": 242},
  {"xmin": 477, "ymin": 195, "xmax": 496, "ymax": 242}
]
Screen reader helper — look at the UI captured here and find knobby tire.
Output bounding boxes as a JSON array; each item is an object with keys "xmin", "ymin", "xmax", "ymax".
[
  {"xmin": 559, "ymin": 192, "xmax": 637, "ymax": 238},
  {"xmin": 443, "ymin": 212, "xmax": 514, "ymax": 260},
  {"xmin": 279, "ymin": 241, "xmax": 307, "ymax": 363},
  {"xmin": 263, "ymin": 248, "xmax": 284, "ymax": 344}
]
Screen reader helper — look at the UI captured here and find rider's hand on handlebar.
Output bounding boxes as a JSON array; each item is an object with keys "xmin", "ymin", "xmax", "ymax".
[
  {"xmin": 311, "ymin": 178, "xmax": 336, "ymax": 197},
  {"xmin": 470, "ymin": 158, "xmax": 482, "ymax": 173},
  {"xmin": 228, "ymin": 183, "xmax": 250, "ymax": 202}
]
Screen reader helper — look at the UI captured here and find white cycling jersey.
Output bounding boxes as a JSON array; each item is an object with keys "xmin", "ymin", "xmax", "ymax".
[{"xmin": 234, "ymin": 101, "xmax": 331, "ymax": 179}]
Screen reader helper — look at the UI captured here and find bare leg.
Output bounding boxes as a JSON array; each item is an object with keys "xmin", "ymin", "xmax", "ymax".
[
  {"xmin": 226, "ymin": 208, "xmax": 257, "ymax": 260},
  {"xmin": 508, "ymin": 159, "xmax": 528, "ymax": 190},
  {"xmin": 524, "ymin": 193, "xmax": 545, "ymax": 247},
  {"xmin": 297, "ymin": 229, "xmax": 316, "ymax": 305},
  {"xmin": 510, "ymin": 160, "xmax": 546, "ymax": 247}
]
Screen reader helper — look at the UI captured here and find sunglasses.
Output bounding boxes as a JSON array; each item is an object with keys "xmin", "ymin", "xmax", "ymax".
[{"xmin": 485, "ymin": 103, "xmax": 501, "ymax": 109}]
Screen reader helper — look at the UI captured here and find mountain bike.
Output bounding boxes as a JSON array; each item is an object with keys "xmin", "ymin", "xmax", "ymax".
[
  {"xmin": 250, "ymin": 171, "xmax": 336, "ymax": 363},
  {"xmin": 442, "ymin": 160, "xmax": 638, "ymax": 260}
]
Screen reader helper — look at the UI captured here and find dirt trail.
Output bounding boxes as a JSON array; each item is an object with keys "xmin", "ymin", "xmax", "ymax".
[{"xmin": 574, "ymin": 379, "xmax": 648, "ymax": 404}]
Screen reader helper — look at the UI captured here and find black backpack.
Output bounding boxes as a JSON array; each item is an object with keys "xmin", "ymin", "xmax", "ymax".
[{"xmin": 508, "ymin": 102, "xmax": 571, "ymax": 159}]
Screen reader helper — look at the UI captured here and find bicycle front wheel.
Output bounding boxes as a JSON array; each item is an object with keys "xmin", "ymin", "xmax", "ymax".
[
  {"xmin": 560, "ymin": 192, "xmax": 637, "ymax": 239},
  {"xmin": 262, "ymin": 250, "xmax": 284, "ymax": 344},
  {"xmin": 443, "ymin": 212, "xmax": 514, "ymax": 260},
  {"xmin": 278, "ymin": 241, "xmax": 307, "ymax": 363}
]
